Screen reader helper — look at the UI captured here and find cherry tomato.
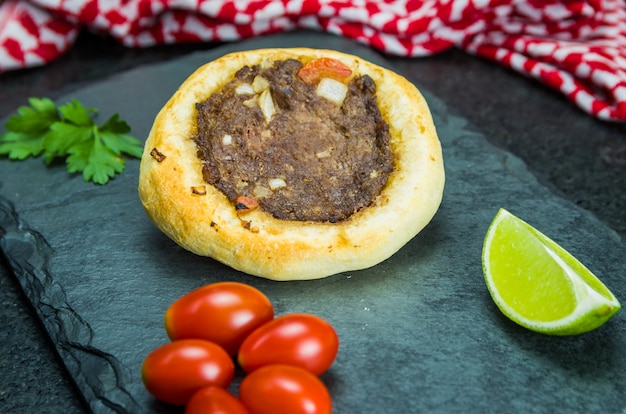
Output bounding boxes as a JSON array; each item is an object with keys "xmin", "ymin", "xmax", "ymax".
[
  {"xmin": 165, "ymin": 282, "xmax": 274, "ymax": 355},
  {"xmin": 142, "ymin": 339, "xmax": 234, "ymax": 405},
  {"xmin": 239, "ymin": 365, "xmax": 332, "ymax": 414},
  {"xmin": 297, "ymin": 58, "xmax": 352, "ymax": 85},
  {"xmin": 238, "ymin": 313, "xmax": 339, "ymax": 376},
  {"xmin": 185, "ymin": 386, "xmax": 249, "ymax": 414}
]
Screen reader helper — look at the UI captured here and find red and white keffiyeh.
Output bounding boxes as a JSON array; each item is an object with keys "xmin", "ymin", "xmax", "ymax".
[{"xmin": 1, "ymin": 0, "xmax": 625, "ymax": 121}]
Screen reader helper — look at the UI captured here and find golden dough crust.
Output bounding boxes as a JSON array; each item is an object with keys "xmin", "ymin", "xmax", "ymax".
[{"xmin": 138, "ymin": 48, "xmax": 445, "ymax": 280}]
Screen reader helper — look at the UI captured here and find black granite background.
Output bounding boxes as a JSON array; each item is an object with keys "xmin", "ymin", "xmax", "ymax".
[{"xmin": 1, "ymin": 30, "xmax": 625, "ymax": 413}]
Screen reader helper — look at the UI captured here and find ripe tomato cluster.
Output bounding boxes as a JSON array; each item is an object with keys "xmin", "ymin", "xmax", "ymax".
[{"xmin": 141, "ymin": 281, "xmax": 339, "ymax": 413}]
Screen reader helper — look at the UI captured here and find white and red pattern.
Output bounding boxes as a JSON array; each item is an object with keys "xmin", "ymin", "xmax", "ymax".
[{"xmin": 1, "ymin": 0, "xmax": 625, "ymax": 121}]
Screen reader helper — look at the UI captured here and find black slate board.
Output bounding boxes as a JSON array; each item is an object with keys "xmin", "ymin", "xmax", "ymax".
[{"xmin": 1, "ymin": 32, "xmax": 625, "ymax": 414}]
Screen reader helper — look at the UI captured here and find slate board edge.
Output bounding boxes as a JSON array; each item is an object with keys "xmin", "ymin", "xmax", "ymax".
[{"xmin": 0, "ymin": 196, "xmax": 142, "ymax": 413}]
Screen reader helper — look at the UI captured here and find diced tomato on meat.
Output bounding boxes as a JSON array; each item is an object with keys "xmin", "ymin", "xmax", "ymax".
[
  {"xmin": 298, "ymin": 58, "xmax": 352, "ymax": 85},
  {"xmin": 235, "ymin": 196, "xmax": 258, "ymax": 214}
]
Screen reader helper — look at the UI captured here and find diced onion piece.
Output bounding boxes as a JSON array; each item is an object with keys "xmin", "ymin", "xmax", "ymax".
[
  {"xmin": 258, "ymin": 88, "xmax": 275, "ymax": 123},
  {"xmin": 253, "ymin": 185, "xmax": 271, "ymax": 199},
  {"xmin": 316, "ymin": 148, "xmax": 332, "ymax": 158},
  {"xmin": 252, "ymin": 76, "xmax": 270, "ymax": 93},
  {"xmin": 268, "ymin": 178, "xmax": 287, "ymax": 190},
  {"xmin": 316, "ymin": 78, "xmax": 348, "ymax": 105},
  {"xmin": 243, "ymin": 96, "xmax": 258, "ymax": 108},
  {"xmin": 235, "ymin": 83, "xmax": 255, "ymax": 95},
  {"xmin": 222, "ymin": 134, "xmax": 233, "ymax": 145}
]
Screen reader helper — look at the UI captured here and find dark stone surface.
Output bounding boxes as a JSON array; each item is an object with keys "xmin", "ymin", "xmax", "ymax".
[{"xmin": 0, "ymin": 30, "xmax": 625, "ymax": 413}]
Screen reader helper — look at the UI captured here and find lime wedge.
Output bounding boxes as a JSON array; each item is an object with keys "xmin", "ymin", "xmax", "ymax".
[{"xmin": 482, "ymin": 208, "xmax": 621, "ymax": 335}]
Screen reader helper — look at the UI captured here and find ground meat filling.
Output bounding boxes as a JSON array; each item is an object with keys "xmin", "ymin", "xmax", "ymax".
[{"xmin": 194, "ymin": 59, "xmax": 394, "ymax": 223}]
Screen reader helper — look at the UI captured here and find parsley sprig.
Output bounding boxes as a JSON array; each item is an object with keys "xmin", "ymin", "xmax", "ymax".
[{"xmin": 0, "ymin": 97, "xmax": 144, "ymax": 184}]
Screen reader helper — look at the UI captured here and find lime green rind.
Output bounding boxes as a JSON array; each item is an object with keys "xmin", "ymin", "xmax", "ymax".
[
  {"xmin": 488, "ymin": 289, "xmax": 620, "ymax": 336},
  {"xmin": 482, "ymin": 208, "xmax": 621, "ymax": 336}
]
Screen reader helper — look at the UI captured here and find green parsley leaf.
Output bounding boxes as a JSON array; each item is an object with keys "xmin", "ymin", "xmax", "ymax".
[
  {"xmin": 0, "ymin": 130, "xmax": 47, "ymax": 160},
  {"xmin": 0, "ymin": 97, "xmax": 144, "ymax": 184},
  {"xmin": 6, "ymin": 97, "xmax": 60, "ymax": 133},
  {"xmin": 57, "ymin": 99, "xmax": 97, "ymax": 127},
  {"xmin": 99, "ymin": 114, "xmax": 144, "ymax": 159},
  {"xmin": 67, "ymin": 127, "xmax": 127, "ymax": 185},
  {"xmin": 44, "ymin": 120, "xmax": 93, "ymax": 164},
  {"xmin": 0, "ymin": 98, "xmax": 60, "ymax": 159}
]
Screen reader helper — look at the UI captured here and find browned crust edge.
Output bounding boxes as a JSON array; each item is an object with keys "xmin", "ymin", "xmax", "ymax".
[{"xmin": 138, "ymin": 48, "xmax": 445, "ymax": 280}]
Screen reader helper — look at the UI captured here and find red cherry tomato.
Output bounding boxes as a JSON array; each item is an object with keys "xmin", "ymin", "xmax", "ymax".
[
  {"xmin": 165, "ymin": 282, "xmax": 274, "ymax": 355},
  {"xmin": 185, "ymin": 386, "xmax": 249, "ymax": 414},
  {"xmin": 239, "ymin": 365, "xmax": 332, "ymax": 414},
  {"xmin": 238, "ymin": 313, "xmax": 339, "ymax": 376},
  {"xmin": 142, "ymin": 339, "xmax": 234, "ymax": 405},
  {"xmin": 298, "ymin": 57, "xmax": 353, "ymax": 85}
]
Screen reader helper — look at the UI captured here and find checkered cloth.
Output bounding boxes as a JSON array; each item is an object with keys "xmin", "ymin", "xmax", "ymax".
[{"xmin": 1, "ymin": 0, "xmax": 625, "ymax": 121}]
